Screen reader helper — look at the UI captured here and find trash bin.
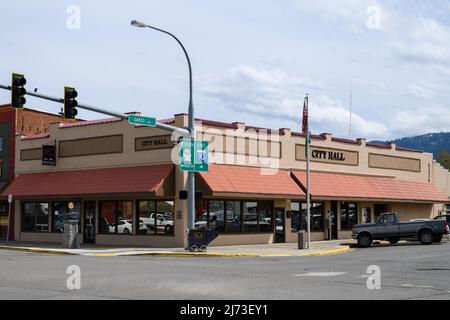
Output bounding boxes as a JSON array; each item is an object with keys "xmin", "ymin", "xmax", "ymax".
[
  {"xmin": 188, "ymin": 229, "xmax": 218, "ymax": 252},
  {"xmin": 298, "ymin": 230, "xmax": 306, "ymax": 249}
]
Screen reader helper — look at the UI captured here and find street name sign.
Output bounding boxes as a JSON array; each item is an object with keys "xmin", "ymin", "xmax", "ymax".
[{"xmin": 128, "ymin": 114, "xmax": 156, "ymax": 127}]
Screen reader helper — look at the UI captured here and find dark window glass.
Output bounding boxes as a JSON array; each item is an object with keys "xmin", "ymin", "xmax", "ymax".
[
  {"xmin": 22, "ymin": 203, "xmax": 36, "ymax": 232},
  {"xmin": 243, "ymin": 202, "xmax": 258, "ymax": 232},
  {"xmin": 138, "ymin": 200, "xmax": 155, "ymax": 234},
  {"xmin": 310, "ymin": 203, "xmax": 324, "ymax": 232},
  {"xmin": 258, "ymin": 201, "xmax": 273, "ymax": 232},
  {"xmin": 291, "ymin": 202, "xmax": 323, "ymax": 232},
  {"xmin": 137, "ymin": 200, "xmax": 174, "ymax": 236},
  {"xmin": 99, "ymin": 201, "xmax": 132, "ymax": 235},
  {"xmin": 22, "ymin": 202, "xmax": 49, "ymax": 232},
  {"xmin": 52, "ymin": 201, "xmax": 81, "ymax": 233},
  {"xmin": 209, "ymin": 201, "xmax": 225, "ymax": 233},
  {"xmin": 341, "ymin": 202, "xmax": 358, "ymax": 230},
  {"xmin": 194, "ymin": 199, "xmax": 208, "ymax": 230},
  {"xmin": 225, "ymin": 201, "xmax": 241, "ymax": 233},
  {"xmin": 156, "ymin": 201, "xmax": 174, "ymax": 235}
]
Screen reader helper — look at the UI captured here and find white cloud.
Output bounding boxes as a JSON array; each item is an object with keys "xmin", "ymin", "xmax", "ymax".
[{"xmin": 200, "ymin": 65, "xmax": 390, "ymax": 139}]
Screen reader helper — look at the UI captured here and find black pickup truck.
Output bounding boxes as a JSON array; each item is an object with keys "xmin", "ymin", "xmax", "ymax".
[{"xmin": 352, "ymin": 212, "xmax": 448, "ymax": 248}]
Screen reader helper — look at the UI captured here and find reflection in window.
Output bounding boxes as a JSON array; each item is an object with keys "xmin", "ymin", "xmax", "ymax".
[
  {"xmin": 243, "ymin": 202, "xmax": 258, "ymax": 232},
  {"xmin": 341, "ymin": 202, "xmax": 358, "ymax": 230},
  {"xmin": 226, "ymin": 201, "xmax": 241, "ymax": 233},
  {"xmin": 194, "ymin": 199, "xmax": 273, "ymax": 234},
  {"xmin": 22, "ymin": 202, "xmax": 49, "ymax": 232},
  {"xmin": 290, "ymin": 202, "xmax": 324, "ymax": 232},
  {"xmin": 52, "ymin": 201, "xmax": 81, "ymax": 233},
  {"xmin": 99, "ymin": 201, "xmax": 133, "ymax": 235},
  {"xmin": 209, "ymin": 201, "xmax": 225, "ymax": 232},
  {"xmin": 137, "ymin": 200, "xmax": 174, "ymax": 235}
]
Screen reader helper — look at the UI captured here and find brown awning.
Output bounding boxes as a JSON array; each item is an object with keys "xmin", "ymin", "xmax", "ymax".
[
  {"xmin": 198, "ymin": 165, "xmax": 305, "ymax": 199},
  {"xmin": 1, "ymin": 164, "xmax": 174, "ymax": 198},
  {"xmin": 292, "ymin": 171, "xmax": 449, "ymax": 203}
]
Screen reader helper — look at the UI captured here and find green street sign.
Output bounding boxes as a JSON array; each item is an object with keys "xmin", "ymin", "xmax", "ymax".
[
  {"xmin": 128, "ymin": 114, "xmax": 156, "ymax": 127},
  {"xmin": 180, "ymin": 139, "xmax": 209, "ymax": 172}
]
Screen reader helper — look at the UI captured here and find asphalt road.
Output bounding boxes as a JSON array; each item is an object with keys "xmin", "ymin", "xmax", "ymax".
[{"xmin": 0, "ymin": 241, "xmax": 449, "ymax": 300}]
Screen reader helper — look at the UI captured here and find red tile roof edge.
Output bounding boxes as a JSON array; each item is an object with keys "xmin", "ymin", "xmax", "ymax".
[{"xmin": 366, "ymin": 142, "xmax": 392, "ymax": 149}]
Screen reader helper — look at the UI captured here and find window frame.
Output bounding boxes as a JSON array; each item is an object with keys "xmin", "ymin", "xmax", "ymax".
[
  {"xmin": 340, "ymin": 202, "xmax": 358, "ymax": 230},
  {"xmin": 290, "ymin": 201, "xmax": 325, "ymax": 233},
  {"xmin": 99, "ymin": 200, "xmax": 133, "ymax": 235},
  {"xmin": 136, "ymin": 199, "xmax": 175, "ymax": 236},
  {"xmin": 198, "ymin": 199, "xmax": 274, "ymax": 234},
  {"xmin": 21, "ymin": 201, "xmax": 50, "ymax": 233}
]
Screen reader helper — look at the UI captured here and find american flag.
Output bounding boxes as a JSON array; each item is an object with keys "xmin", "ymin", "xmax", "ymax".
[{"xmin": 302, "ymin": 96, "xmax": 308, "ymax": 136}]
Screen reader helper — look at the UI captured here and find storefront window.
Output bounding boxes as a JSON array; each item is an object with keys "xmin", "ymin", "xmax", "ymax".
[
  {"xmin": 51, "ymin": 201, "xmax": 81, "ymax": 233},
  {"xmin": 194, "ymin": 200, "xmax": 273, "ymax": 234},
  {"xmin": 137, "ymin": 200, "xmax": 174, "ymax": 235},
  {"xmin": 243, "ymin": 201, "xmax": 258, "ymax": 232},
  {"xmin": 341, "ymin": 202, "xmax": 358, "ymax": 230},
  {"xmin": 290, "ymin": 202, "xmax": 323, "ymax": 232},
  {"xmin": 225, "ymin": 201, "xmax": 241, "ymax": 233},
  {"xmin": 258, "ymin": 201, "xmax": 273, "ymax": 232},
  {"xmin": 209, "ymin": 201, "xmax": 225, "ymax": 232},
  {"xmin": 22, "ymin": 202, "xmax": 49, "ymax": 232},
  {"xmin": 99, "ymin": 201, "xmax": 133, "ymax": 235},
  {"xmin": 195, "ymin": 199, "xmax": 208, "ymax": 230},
  {"xmin": 156, "ymin": 201, "xmax": 174, "ymax": 235}
]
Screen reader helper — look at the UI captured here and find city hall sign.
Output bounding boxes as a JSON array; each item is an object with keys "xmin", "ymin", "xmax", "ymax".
[
  {"xmin": 295, "ymin": 145, "xmax": 359, "ymax": 166},
  {"xmin": 135, "ymin": 135, "xmax": 173, "ymax": 151}
]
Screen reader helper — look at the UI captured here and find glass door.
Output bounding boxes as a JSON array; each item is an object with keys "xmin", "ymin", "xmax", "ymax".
[{"xmin": 83, "ymin": 202, "xmax": 96, "ymax": 244}]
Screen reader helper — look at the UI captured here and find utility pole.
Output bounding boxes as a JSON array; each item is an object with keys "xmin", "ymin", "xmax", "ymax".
[{"xmin": 130, "ymin": 20, "xmax": 196, "ymax": 243}]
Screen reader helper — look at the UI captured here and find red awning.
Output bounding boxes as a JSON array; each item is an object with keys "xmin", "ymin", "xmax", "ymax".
[
  {"xmin": 292, "ymin": 171, "xmax": 449, "ymax": 203},
  {"xmin": 1, "ymin": 164, "xmax": 174, "ymax": 197},
  {"xmin": 198, "ymin": 165, "xmax": 305, "ymax": 198}
]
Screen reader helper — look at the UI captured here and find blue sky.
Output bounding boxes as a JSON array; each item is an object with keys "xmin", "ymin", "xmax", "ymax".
[{"xmin": 1, "ymin": 0, "xmax": 450, "ymax": 140}]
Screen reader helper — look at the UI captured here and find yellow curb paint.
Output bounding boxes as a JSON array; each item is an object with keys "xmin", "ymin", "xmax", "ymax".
[
  {"xmin": 0, "ymin": 246, "xmax": 78, "ymax": 256},
  {"xmin": 0, "ymin": 245, "xmax": 352, "ymax": 258}
]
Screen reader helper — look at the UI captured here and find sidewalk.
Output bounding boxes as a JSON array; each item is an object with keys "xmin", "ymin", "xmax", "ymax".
[{"xmin": 0, "ymin": 240, "xmax": 354, "ymax": 257}]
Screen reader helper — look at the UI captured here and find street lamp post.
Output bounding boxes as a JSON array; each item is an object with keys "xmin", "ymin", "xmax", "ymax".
[{"xmin": 130, "ymin": 20, "xmax": 196, "ymax": 238}]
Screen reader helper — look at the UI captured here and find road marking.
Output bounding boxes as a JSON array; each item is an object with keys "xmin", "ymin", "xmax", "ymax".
[
  {"xmin": 293, "ymin": 272, "xmax": 347, "ymax": 277},
  {"xmin": 401, "ymin": 284, "xmax": 435, "ymax": 289}
]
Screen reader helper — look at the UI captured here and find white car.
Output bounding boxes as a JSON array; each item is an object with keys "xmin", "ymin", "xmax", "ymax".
[
  {"xmin": 141, "ymin": 213, "xmax": 174, "ymax": 234},
  {"xmin": 109, "ymin": 219, "xmax": 146, "ymax": 234}
]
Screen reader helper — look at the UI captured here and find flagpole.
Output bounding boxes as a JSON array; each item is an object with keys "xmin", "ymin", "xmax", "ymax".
[{"xmin": 305, "ymin": 94, "xmax": 311, "ymax": 249}]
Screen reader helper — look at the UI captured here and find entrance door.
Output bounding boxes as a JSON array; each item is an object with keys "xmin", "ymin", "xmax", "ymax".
[
  {"xmin": 274, "ymin": 207, "xmax": 285, "ymax": 243},
  {"xmin": 83, "ymin": 202, "xmax": 96, "ymax": 244},
  {"xmin": 329, "ymin": 201, "xmax": 338, "ymax": 240}
]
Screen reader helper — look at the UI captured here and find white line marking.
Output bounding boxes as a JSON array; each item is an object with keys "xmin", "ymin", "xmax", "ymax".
[{"xmin": 293, "ymin": 272, "xmax": 347, "ymax": 277}]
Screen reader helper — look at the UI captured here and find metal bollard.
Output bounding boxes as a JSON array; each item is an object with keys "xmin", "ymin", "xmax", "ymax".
[{"xmin": 298, "ymin": 230, "xmax": 306, "ymax": 249}]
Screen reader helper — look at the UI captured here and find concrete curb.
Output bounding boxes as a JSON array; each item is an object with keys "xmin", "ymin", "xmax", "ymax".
[{"xmin": 0, "ymin": 245, "xmax": 352, "ymax": 258}]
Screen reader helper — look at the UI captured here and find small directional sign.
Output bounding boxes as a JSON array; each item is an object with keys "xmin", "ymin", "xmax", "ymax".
[
  {"xmin": 180, "ymin": 139, "xmax": 209, "ymax": 172},
  {"xmin": 128, "ymin": 114, "xmax": 156, "ymax": 127}
]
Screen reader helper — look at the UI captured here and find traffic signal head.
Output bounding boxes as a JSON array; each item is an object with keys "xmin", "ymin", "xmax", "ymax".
[
  {"xmin": 64, "ymin": 86, "xmax": 78, "ymax": 120},
  {"xmin": 11, "ymin": 73, "xmax": 27, "ymax": 108}
]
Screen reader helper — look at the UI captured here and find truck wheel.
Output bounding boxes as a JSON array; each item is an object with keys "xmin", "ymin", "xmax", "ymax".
[
  {"xmin": 388, "ymin": 237, "xmax": 399, "ymax": 245},
  {"xmin": 419, "ymin": 230, "xmax": 433, "ymax": 245},
  {"xmin": 358, "ymin": 233, "xmax": 372, "ymax": 248},
  {"xmin": 433, "ymin": 235, "xmax": 443, "ymax": 243}
]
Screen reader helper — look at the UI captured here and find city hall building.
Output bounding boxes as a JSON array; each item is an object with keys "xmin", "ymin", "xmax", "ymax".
[{"xmin": 2, "ymin": 112, "xmax": 450, "ymax": 247}]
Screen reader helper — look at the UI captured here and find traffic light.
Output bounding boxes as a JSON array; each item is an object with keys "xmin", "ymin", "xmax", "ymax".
[
  {"xmin": 64, "ymin": 86, "xmax": 78, "ymax": 120},
  {"xmin": 11, "ymin": 73, "xmax": 26, "ymax": 108}
]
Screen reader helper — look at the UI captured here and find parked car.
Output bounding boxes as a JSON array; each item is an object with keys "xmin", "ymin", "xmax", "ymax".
[{"xmin": 352, "ymin": 212, "xmax": 448, "ymax": 247}]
